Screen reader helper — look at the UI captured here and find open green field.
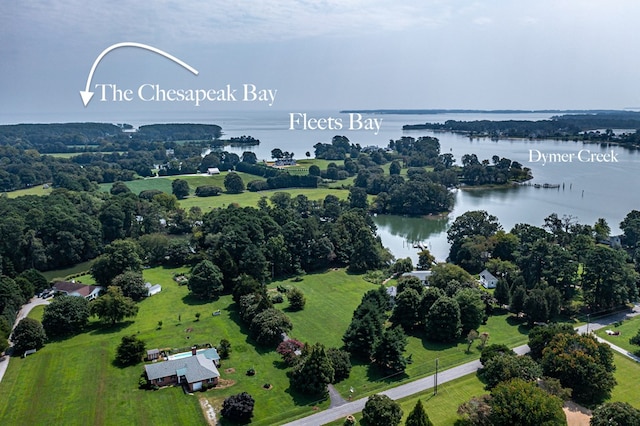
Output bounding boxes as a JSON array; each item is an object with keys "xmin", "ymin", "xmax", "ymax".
[
  {"xmin": 0, "ymin": 267, "xmax": 534, "ymax": 425},
  {"xmin": 3, "ymin": 185, "xmax": 53, "ymax": 198}
]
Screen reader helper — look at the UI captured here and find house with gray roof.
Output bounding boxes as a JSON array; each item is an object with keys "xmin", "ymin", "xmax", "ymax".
[
  {"xmin": 144, "ymin": 349, "xmax": 219, "ymax": 392},
  {"xmin": 478, "ymin": 269, "xmax": 498, "ymax": 289},
  {"xmin": 402, "ymin": 270, "xmax": 432, "ymax": 285}
]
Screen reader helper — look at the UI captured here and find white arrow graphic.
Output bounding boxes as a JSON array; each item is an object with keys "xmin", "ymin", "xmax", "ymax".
[{"xmin": 80, "ymin": 42, "xmax": 199, "ymax": 107}]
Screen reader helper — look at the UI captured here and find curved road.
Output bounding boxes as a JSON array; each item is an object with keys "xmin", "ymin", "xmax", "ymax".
[
  {"xmin": 283, "ymin": 305, "xmax": 640, "ymax": 426},
  {"xmin": 0, "ymin": 297, "xmax": 50, "ymax": 383}
]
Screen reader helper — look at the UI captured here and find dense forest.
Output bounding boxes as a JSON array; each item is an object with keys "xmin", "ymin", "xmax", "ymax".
[{"xmin": 403, "ymin": 111, "xmax": 640, "ymax": 145}]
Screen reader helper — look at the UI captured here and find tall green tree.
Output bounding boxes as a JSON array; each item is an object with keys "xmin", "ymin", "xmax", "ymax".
[
  {"xmin": 90, "ymin": 239, "xmax": 143, "ymax": 287},
  {"xmin": 372, "ymin": 326, "xmax": 408, "ymax": 374},
  {"xmin": 488, "ymin": 378, "xmax": 566, "ymax": 426},
  {"xmin": 115, "ymin": 334, "xmax": 146, "ymax": 366},
  {"xmin": 591, "ymin": 402, "xmax": 640, "ymax": 426},
  {"xmin": 290, "ymin": 343, "xmax": 335, "ymax": 396},
  {"xmin": 455, "ymin": 288, "xmax": 485, "ymax": 333},
  {"xmin": 224, "ymin": 172, "xmax": 245, "ymax": 193},
  {"xmin": 390, "ymin": 288, "xmax": 422, "ymax": 330},
  {"xmin": 425, "ymin": 296, "xmax": 462, "ymax": 342},
  {"xmin": 188, "ymin": 260, "xmax": 224, "ymax": 299},
  {"xmin": 90, "ymin": 286, "xmax": 139, "ymax": 325},
  {"xmin": 405, "ymin": 400, "xmax": 433, "ymax": 426},
  {"xmin": 42, "ymin": 295, "xmax": 90, "ymax": 337},
  {"xmin": 249, "ymin": 308, "xmax": 292, "ymax": 346},
  {"xmin": 11, "ymin": 317, "xmax": 46, "ymax": 354},
  {"xmin": 582, "ymin": 245, "xmax": 638, "ymax": 310},
  {"xmin": 111, "ymin": 271, "xmax": 147, "ymax": 301},
  {"xmin": 362, "ymin": 394, "xmax": 403, "ymax": 426},
  {"xmin": 541, "ymin": 332, "xmax": 616, "ymax": 404}
]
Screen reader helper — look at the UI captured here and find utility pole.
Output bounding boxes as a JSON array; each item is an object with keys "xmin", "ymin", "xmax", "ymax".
[{"xmin": 434, "ymin": 358, "xmax": 439, "ymax": 395}]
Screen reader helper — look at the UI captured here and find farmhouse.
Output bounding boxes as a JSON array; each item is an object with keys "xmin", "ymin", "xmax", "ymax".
[
  {"xmin": 478, "ymin": 269, "xmax": 498, "ymax": 289},
  {"xmin": 144, "ymin": 348, "xmax": 220, "ymax": 392},
  {"xmin": 52, "ymin": 281, "xmax": 103, "ymax": 300}
]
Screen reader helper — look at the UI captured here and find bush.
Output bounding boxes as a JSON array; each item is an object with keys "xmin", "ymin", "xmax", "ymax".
[
  {"xmin": 362, "ymin": 394, "xmax": 403, "ymax": 426},
  {"xmin": 287, "ymin": 287, "xmax": 306, "ymax": 311},
  {"xmin": 11, "ymin": 318, "xmax": 46, "ymax": 355},
  {"xmin": 115, "ymin": 335, "xmax": 146, "ymax": 366},
  {"xmin": 270, "ymin": 293, "xmax": 284, "ymax": 304},
  {"xmin": 195, "ymin": 185, "xmax": 222, "ymax": 197},
  {"xmin": 247, "ymin": 180, "xmax": 270, "ymax": 192},
  {"xmin": 221, "ymin": 392, "xmax": 255, "ymax": 423}
]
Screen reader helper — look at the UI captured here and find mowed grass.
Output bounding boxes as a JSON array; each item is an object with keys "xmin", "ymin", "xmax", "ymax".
[
  {"xmin": 595, "ymin": 315, "xmax": 640, "ymax": 354},
  {"xmin": 610, "ymin": 352, "xmax": 640, "ymax": 408},
  {"xmin": 3, "ymin": 185, "xmax": 53, "ymax": 198},
  {"xmin": 326, "ymin": 373, "xmax": 486, "ymax": 426}
]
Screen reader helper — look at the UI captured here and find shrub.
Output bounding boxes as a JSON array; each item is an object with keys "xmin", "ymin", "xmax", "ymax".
[
  {"xmin": 221, "ymin": 392, "xmax": 255, "ymax": 422},
  {"xmin": 195, "ymin": 185, "xmax": 222, "ymax": 197}
]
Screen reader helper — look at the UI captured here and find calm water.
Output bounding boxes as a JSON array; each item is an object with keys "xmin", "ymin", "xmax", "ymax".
[{"xmin": 7, "ymin": 110, "xmax": 640, "ymax": 262}]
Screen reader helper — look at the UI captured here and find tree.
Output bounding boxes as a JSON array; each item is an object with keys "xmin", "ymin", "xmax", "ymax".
[
  {"xmin": 171, "ymin": 179, "xmax": 190, "ymax": 199},
  {"xmin": 528, "ymin": 323, "xmax": 576, "ymax": 360},
  {"xmin": 218, "ymin": 339, "xmax": 232, "ymax": 360},
  {"xmin": 327, "ymin": 347, "xmax": 351, "ymax": 382},
  {"xmin": 287, "ymin": 287, "xmax": 306, "ymax": 311},
  {"xmin": 582, "ymin": 245, "xmax": 638, "ymax": 310},
  {"xmin": 480, "ymin": 353, "xmax": 542, "ymax": 389},
  {"xmin": 115, "ymin": 334, "xmax": 145, "ymax": 366},
  {"xmin": 221, "ymin": 392, "xmax": 255, "ymax": 423},
  {"xmin": 188, "ymin": 260, "xmax": 224, "ymax": 299},
  {"xmin": 591, "ymin": 402, "xmax": 640, "ymax": 426},
  {"xmin": 249, "ymin": 308, "xmax": 293, "ymax": 346},
  {"xmin": 428, "ymin": 263, "xmax": 474, "ymax": 290},
  {"xmin": 457, "ymin": 395, "xmax": 492, "ymax": 426},
  {"xmin": 417, "ymin": 249, "xmax": 435, "ymax": 270},
  {"xmin": 510, "ymin": 286, "xmax": 526, "ymax": 313},
  {"xmin": 42, "ymin": 295, "xmax": 90, "ymax": 337},
  {"xmin": 277, "ymin": 339, "xmax": 304, "ymax": 366},
  {"xmin": 405, "ymin": 400, "xmax": 433, "ymax": 426},
  {"xmin": 523, "ymin": 288, "xmax": 549, "ymax": 325},
  {"xmin": 620, "ymin": 210, "xmax": 640, "ymax": 249},
  {"xmin": 343, "ymin": 300, "xmax": 384, "ymax": 358},
  {"xmin": 372, "ymin": 326, "xmax": 408, "ymax": 374},
  {"xmin": 392, "ymin": 257, "xmax": 413, "ymax": 275},
  {"xmin": 488, "ymin": 378, "xmax": 565, "ymax": 426},
  {"xmin": 480, "ymin": 344, "xmax": 515, "ymax": 366},
  {"xmin": 362, "ymin": 394, "xmax": 403, "ymax": 426},
  {"xmin": 455, "ymin": 288, "xmax": 485, "ymax": 333},
  {"xmin": 390, "ymin": 288, "xmax": 422, "ymax": 330},
  {"xmin": 90, "ymin": 239, "xmax": 143, "ymax": 287},
  {"xmin": 493, "ymin": 278, "xmax": 511, "ymax": 306},
  {"xmin": 11, "ymin": 317, "xmax": 46, "ymax": 354},
  {"xmin": 425, "ymin": 296, "xmax": 462, "ymax": 342},
  {"xmin": 224, "ymin": 172, "xmax": 245, "ymax": 193},
  {"xmin": 389, "ymin": 160, "xmax": 402, "ymax": 175},
  {"xmin": 308, "ymin": 164, "xmax": 321, "ymax": 176},
  {"xmin": 541, "ymin": 332, "xmax": 616, "ymax": 404},
  {"xmin": 348, "ymin": 187, "xmax": 368, "ymax": 209},
  {"xmin": 290, "ymin": 343, "xmax": 335, "ymax": 396},
  {"xmin": 271, "ymin": 148, "xmax": 284, "ymax": 159},
  {"xmin": 241, "ymin": 151, "xmax": 258, "ymax": 164},
  {"xmin": 396, "ymin": 276, "xmax": 424, "ymax": 296},
  {"xmin": 447, "ymin": 210, "xmax": 502, "ymax": 265},
  {"xmin": 90, "ymin": 286, "xmax": 139, "ymax": 325},
  {"xmin": 111, "ymin": 271, "xmax": 147, "ymax": 301}
]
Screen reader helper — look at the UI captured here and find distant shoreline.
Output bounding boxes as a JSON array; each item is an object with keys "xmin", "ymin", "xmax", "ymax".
[{"xmin": 339, "ymin": 108, "xmax": 636, "ymax": 115}]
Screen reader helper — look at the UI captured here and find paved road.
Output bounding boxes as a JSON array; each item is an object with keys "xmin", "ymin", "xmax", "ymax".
[
  {"xmin": 283, "ymin": 305, "xmax": 640, "ymax": 426},
  {"xmin": 0, "ymin": 297, "xmax": 50, "ymax": 383}
]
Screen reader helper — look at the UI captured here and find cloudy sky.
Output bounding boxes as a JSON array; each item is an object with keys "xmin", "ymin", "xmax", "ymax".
[{"xmin": 2, "ymin": 0, "xmax": 640, "ymax": 122}]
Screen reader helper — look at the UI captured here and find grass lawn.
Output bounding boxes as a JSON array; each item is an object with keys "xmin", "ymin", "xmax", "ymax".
[
  {"xmin": 0, "ymin": 266, "xmax": 534, "ymax": 425},
  {"xmin": 595, "ymin": 314, "xmax": 640, "ymax": 354},
  {"xmin": 3, "ymin": 185, "xmax": 53, "ymax": 198},
  {"xmin": 26, "ymin": 305, "xmax": 45, "ymax": 322},
  {"xmin": 610, "ymin": 352, "xmax": 640, "ymax": 408},
  {"xmin": 326, "ymin": 373, "xmax": 486, "ymax": 426}
]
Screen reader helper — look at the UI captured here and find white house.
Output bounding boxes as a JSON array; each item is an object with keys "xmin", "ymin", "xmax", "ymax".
[
  {"xmin": 52, "ymin": 281, "xmax": 103, "ymax": 300},
  {"xmin": 479, "ymin": 269, "xmax": 498, "ymax": 289},
  {"xmin": 207, "ymin": 167, "xmax": 220, "ymax": 175}
]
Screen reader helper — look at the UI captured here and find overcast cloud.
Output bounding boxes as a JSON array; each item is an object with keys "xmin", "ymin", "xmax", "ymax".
[{"xmin": 1, "ymin": 0, "xmax": 640, "ymax": 122}]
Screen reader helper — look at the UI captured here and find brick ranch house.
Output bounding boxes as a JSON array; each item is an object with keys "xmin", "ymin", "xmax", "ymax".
[{"xmin": 144, "ymin": 348, "xmax": 220, "ymax": 392}]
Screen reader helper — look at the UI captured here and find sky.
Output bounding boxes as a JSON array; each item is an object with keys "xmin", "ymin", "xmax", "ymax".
[{"xmin": 2, "ymin": 0, "xmax": 640, "ymax": 123}]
